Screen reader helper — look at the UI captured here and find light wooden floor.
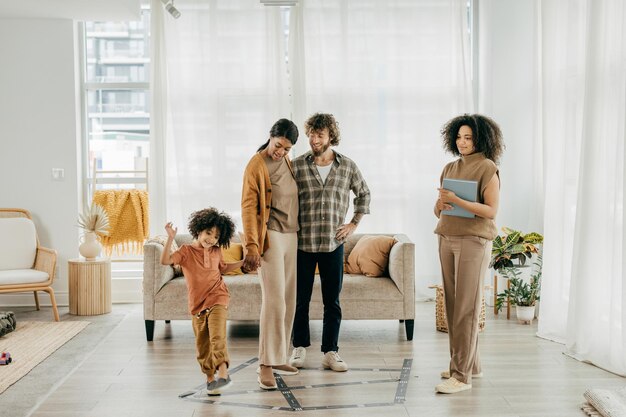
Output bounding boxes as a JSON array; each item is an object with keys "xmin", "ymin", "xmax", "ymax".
[{"xmin": 19, "ymin": 302, "xmax": 624, "ymax": 417}]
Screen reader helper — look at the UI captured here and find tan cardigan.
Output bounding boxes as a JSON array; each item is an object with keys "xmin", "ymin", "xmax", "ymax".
[{"xmin": 241, "ymin": 151, "xmax": 295, "ymax": 257}]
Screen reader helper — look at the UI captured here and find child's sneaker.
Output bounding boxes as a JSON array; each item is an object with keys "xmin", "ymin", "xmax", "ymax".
[{"xmin": 207, "ymin": 376, "xmax": 232, "ymax": 396}]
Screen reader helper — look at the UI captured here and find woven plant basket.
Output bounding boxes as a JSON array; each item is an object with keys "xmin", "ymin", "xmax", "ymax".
[{"xmin": 430, "ymin": 285, "xmax": 486, "ymax": 333}]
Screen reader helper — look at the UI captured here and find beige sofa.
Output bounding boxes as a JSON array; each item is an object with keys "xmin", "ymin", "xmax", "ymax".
[{"xmin": 143, "ymin": 233, "xmax": 415, "ymax": 342}]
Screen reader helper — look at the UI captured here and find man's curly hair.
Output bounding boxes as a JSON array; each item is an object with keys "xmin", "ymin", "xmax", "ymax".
[
  {"xmin": 304, "ymin": 113, "xmax": 341, "ymax": 146},
  {"xmin": 440, "ymin": 114, "xmax": 505, "ymax": 163},
  {"xmin": 187, "ymin": 207, "xmax": 235, "ymax": 248}
]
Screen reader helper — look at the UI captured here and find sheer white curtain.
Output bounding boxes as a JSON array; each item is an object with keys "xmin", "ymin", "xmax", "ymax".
[
  {"xmin": 537, "ymin": 0, "xmax": 626, "ymax": 376},
  {"xmin": 290, "ymin": 0, "xmax": 474, "ymax": 299},
  {"xmin": 152, "ymin": 0, "xmax": 289, "ymax": 228}
]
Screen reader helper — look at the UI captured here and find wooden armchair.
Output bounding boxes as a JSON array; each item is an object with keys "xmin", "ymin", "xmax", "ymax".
[{"xmin": 0, "ymin": 208, "xmax": 59, "ymax": 321}]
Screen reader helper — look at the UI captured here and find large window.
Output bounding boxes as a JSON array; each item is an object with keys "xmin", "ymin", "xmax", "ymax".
[{"xmin": 81, "ymin": 7, "xmax": 151, "ymax": 279}]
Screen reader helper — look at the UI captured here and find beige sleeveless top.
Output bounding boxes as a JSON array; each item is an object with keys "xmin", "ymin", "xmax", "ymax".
[
  {"xmin": 264, "ymin": 156, "xmax": 299, "ymax": 233},
  {"xmin": 434, "ymin": 152, "xmax": 499, "ymax": 240}
]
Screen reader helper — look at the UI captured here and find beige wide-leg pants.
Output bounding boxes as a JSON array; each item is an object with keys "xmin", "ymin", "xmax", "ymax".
[
  {"xmin": 258, "ymin": 230, "xmax": 297, "ymax": 366},
  {"xmin": 438, "ymin": 234, "xmax": 491, "ymax": 384}
]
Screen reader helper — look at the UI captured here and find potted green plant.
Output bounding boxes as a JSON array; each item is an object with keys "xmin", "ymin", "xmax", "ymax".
[
  {"xmin": 490, "ymin": 227, "xmax": 543, "ymax": 270},
  {"xmin": 495, "ymin": 256, "xmax": 542, "ymax": 324},
  {"xmin": 491, "ymin": 227, "xmax": 543, "ymax": 324}
]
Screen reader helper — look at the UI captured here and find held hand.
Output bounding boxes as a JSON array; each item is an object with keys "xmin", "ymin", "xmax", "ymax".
[
  {"xmin": 437, "ymin": 188, "xmax": 458, "ymax": 204},
  {"xmin": 335, "ymin": 223, "xmax": 357, "ymax": 242},
  {"xmin": 164, "ymin": 222, "xmax": 178, "ymax": 239},
  {"xmin": 243, "ymin": 254, "xmax": 261, "ymax": 272}
]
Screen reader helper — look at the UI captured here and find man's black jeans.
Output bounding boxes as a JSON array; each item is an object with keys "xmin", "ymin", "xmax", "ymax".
[{"xmin": 292, "ymin": 245, "xmax": 344, "ymax": 353}]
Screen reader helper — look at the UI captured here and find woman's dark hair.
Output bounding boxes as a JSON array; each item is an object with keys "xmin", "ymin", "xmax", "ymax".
[
  {"xmin": 187, "ymin": 207, "xmax": 235, "ymax": 248},
  {"xmin": 304, "ymin": 113, "xmax": 340, "ymax": 146},
  {"xmin": 440, "ymin": 114, "xmax": 505, "ymax": 163},
  {"xmin": 257, "ymin": 118, "xmax": 299, "ymax": 151}
]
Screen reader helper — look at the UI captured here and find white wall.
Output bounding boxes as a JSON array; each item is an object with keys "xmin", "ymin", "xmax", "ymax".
[{"xmin": 0, "ymin": 19, "xmax": 81, "ymax": 307}]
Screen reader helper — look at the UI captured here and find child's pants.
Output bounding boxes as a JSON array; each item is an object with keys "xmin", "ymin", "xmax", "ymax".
[
  {"xmin": 438, "ymin": 234, "xmax": 491, "ymax": 384},
  {"xmin": 192, "ymin": 304, "xmax": 229, "ymax": 378}
]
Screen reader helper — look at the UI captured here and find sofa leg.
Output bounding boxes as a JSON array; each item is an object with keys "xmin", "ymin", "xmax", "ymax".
[
  {"xmin": 145, "ymin": 320, "xmax": 155, "ymax": 342},
  {"xmin": 404, "ymin": 319, "xmax": 414, "ymax": 341},
  {"xmin": 165, "ymin": 320, "xmax": 171, "ymax": 324}
]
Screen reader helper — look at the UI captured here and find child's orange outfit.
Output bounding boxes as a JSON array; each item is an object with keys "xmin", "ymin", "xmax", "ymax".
[{"xmin": 171, "ymin": 245, "xmax": 230, "ymax": 378}]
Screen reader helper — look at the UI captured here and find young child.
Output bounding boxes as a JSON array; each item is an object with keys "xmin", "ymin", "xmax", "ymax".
[{"xmin": 161, "ymin": 208, "xmax": 244, "ymax": 396}]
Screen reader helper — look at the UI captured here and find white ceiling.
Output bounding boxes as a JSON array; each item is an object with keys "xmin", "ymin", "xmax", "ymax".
[{"xmin": 0, "ymin": 0, "xmax": 142, "ymax": 21}]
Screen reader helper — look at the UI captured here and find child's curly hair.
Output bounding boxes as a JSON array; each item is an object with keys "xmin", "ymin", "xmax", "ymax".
[
  {"xmin": 304, "ymin": 113, "xmax": 341, "ymax": 146},
  {"xmin": 187, "ymin": 207, "xmax": 235, "ymax": 248},
  {"xmin": 440, "ymin": 114, "xmax": 505, "ymax": 163}
]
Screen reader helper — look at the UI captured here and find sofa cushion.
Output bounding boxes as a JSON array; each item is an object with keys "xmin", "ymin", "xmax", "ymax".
[
  {"xmin": 345, "ymin": 235, "xmax": 396, "ymax": 277},
  {"xmin": 222, "ymin": 243, "xmax": 244, "ymax": 275},
  {"xmin": 0, "ymin": 269, "xmax": 49, "ymax": 285},
  {"xmin": 0, "ymin": 218, "xmax": 37, "ymax": 271}
]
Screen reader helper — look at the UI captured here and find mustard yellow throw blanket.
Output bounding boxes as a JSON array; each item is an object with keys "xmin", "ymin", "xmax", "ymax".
[{"xmin": 93, "ymin": 189, "xmax": 149, "ymax": 256}]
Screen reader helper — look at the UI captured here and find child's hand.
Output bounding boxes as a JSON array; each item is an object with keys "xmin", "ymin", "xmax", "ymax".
[{"xmin": 165, "ymin": 222, "xmax": 178, "ymax": 239}]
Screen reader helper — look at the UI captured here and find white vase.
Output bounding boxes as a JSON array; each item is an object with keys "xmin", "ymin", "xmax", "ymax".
[
  {"xmin": 79, "ymin": 231, "xmax": 102, "ymax": 261},
  {"xmin": 516, "ymin": 305, "xmax": 536, "ymax": 324}
]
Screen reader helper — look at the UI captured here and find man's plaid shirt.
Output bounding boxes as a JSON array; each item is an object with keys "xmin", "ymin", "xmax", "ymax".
[{"xmin": 292, "ymin": 150, "xmax": 371, "ymax": 253}]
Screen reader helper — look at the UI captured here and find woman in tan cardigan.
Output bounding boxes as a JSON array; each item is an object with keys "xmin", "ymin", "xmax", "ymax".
[
  {"xmin": 241, "ymin": 118, "xmax": 300, "ymax": 390},
  {"xmin": 433, "ymin": 114, "xmax": 504, "ymax": 394}
]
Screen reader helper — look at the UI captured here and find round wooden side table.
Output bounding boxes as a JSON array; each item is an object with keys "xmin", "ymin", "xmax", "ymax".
[{"xmin": 68, "ymin": 258, "xmax": 111, "ymax": 315}]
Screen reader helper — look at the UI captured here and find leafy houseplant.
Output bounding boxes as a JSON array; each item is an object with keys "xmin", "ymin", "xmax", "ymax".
[
  {"xmin": 495, "ymin": 255, "xmax": 542, "ymax": 312},
  {"xmin": 491, "ymin": 228, "xmax": 544, "ymax": 322},
  {"xmin": 490, "ymin": 227, "xmax": 543, "ymax": 271}
]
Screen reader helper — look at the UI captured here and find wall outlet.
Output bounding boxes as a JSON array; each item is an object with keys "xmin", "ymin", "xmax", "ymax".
[{"xmin": 51, "ymin": 168, "xmax": 65, "ymax": 181}]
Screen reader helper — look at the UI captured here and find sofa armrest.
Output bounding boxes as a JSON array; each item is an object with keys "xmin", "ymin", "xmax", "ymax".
[
  {"xmin": 388, "ymin": 234, "xmax": 415, "ymax": 319},
  {"xmin": 143, "ymin": 242, "xmax": 175, "ymax": 297},
  {"xmin": 34, "ymin": 246, "xmax": 57, "ymax": 284}
]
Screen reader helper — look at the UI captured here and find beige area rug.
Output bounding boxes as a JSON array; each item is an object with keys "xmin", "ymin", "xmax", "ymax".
[
  {"xmin": 582, "ymin": 386, "xmax": 626, "ymax": 417},
  {"xmin": 0, "ymin": 321, "xmax": 89, "ymax": 394}
]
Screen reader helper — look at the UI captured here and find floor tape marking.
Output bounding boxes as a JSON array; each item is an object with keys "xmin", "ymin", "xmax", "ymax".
[
  {"xmin": 394, "ymin": 358, "xmax": 412, "ymax": 404},
  {"xmin": 180, "ymin": 357, "xmax": 414, "ymax": 411},
  {"xmin": 275, "ymin": 374, "xmax": 303, "ymax": 411}
]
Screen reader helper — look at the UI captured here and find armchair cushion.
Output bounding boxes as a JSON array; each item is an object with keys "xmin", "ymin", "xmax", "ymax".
[
  {"xmin": 0, "ymin": 218, "xmax": 37, "ymax": 270},
  {"xmin": 0, "ymin": 269, "xmax": 49, "ymax": 285}
]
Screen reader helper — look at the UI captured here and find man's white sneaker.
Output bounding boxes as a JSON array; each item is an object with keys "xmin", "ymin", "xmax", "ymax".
[
  {"xmin": 435, "ymin": 377, "xmax": 472, "ymax": 394},
  {"xmin": 289, "ymin": 347, "xmax": 307, "ymax": 368},
  {"xmin": 440, "ymin": 370, "xmax": 483, "ymax": 379},
  {"xmin": 321, "ymin": 351, "xmax": 348, "ymax": 372}
]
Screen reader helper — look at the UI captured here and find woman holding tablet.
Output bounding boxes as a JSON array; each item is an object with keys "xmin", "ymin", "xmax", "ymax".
[{"xmin": 433, "ymin": 114, "xmax": 504, "ymax": 394}]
